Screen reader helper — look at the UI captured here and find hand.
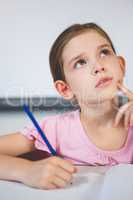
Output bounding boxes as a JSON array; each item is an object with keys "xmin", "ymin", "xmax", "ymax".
[
  {"xmin": 114, "ymin": 83, "xmax": 133, "ymax": 129},
  {"xmin": 22, "ymin": 156, "xmax": 77, "ymax": 190}
]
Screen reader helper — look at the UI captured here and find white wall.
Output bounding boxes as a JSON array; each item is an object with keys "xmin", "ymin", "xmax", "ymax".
[{"xmin": 0, "ymin": 0, "xmax": 132, "ymax": 98}]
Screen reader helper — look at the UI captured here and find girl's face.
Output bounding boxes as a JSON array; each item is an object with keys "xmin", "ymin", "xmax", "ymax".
[{"xmin": 61, "ymin": 31, "xmax": 125, "ymax": 105}]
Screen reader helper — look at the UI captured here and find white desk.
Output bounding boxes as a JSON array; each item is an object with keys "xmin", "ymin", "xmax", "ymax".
[
  {"xmin": 1, "ymin": 165, "xmax": 133, "ymax": 200},
  {"xmin": 0, "ymin": 166, "xmax": 108, "ymax": 200}
]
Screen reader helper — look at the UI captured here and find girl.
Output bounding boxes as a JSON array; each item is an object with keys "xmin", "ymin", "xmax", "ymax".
[{"xmin": 0, "ymin": 23, "xmax": 133, "ymax": 190}]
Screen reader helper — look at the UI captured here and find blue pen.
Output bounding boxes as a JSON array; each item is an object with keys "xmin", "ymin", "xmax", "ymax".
[
  {"xmin": 23, "ymin": 105, "xmax": 92, "ymax": 166},
  {"xmin": 23, "ymin": 104, "xmax": 57, "ymax": 156}
]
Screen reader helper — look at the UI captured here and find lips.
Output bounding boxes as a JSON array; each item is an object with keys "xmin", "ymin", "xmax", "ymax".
[{"xmin": 95, "ymin": 77, "xmax": 113, "ymax": 88}]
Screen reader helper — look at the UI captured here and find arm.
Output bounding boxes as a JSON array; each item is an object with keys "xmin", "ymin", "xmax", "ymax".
[
  {"xmin": 0, "ymin": 133, "xmax": 35, "ymax": 182},
  {"xmin": 0, "ymin": 133, "xmax": 77, "ymax": 189},
  {"xmin": 0, "ymin": 133, "xmax": 35, "ymax": 156}
]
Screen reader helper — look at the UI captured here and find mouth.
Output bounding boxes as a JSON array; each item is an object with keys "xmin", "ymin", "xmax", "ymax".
[{"xmin": 95, "ymin": 77, "xmax": 113, "ymax": 88}]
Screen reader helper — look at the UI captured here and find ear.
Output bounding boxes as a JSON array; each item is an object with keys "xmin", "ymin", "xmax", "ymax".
[
  {"xmin": 117, "ymin": 56, "xmax": 126, "ymax": 76},
  {"xmin": 54, "ymin": 80, "xmax": 74, "ymax": 100}
]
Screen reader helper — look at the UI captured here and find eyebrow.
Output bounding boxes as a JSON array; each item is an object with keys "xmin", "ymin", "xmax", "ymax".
[{"xmin": 68, "ymin": 43, "xmax": 111, "ymax": 65}]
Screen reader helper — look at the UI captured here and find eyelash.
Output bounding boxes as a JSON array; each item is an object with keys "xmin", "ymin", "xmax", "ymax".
[
  {"xmin": 73, "ymin": 48, "xmax": 111, "ymax": 69},
  {"xmin": 73, "ymin": 58, "xmax": 88, "ymax": 69},
  {"xmin": 100, "ymin": 48, "xmax": 111, "ymax": 55}
]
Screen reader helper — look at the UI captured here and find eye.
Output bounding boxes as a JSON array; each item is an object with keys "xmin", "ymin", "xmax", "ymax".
[
  {"xmin": 100, "ymin": 48, "xmax": 111, "ymax": 57},
  {"xmin": 74, "ymin": 58, "xmax": 88, "ymax": 69}
]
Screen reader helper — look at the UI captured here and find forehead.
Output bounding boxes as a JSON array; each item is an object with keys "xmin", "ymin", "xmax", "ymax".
[{"xmin": 62, "ymin": 31, "xmax": 110, "ymax": 63}]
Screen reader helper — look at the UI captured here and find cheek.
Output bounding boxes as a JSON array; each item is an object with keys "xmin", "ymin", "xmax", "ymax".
[
  {"xmin": 110, "ymin": 59, "xmax": 124, "ymax": 82},
  {"xmin": 65, "ymin": 73, "xmax": 91, "ymax": 97},
  {"xmin": 113, "ymin": 66, "xmax": 124, "ymax": 83},
  {"xmin": 70, "ymin": 78, "xmax": 94, "ymax": 100},
  {"xmin": 64, "ymin": 70, "xmax": 83, "ymax": 87}
]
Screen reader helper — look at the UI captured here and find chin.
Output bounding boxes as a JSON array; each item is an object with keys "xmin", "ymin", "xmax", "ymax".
[
  {"xmin": 97, "ymin": 88, "xmax": 118, "ymax": 102},
  {"xmin": 83, "ymin": 86, "xmax": 118, "ymax": 105}
]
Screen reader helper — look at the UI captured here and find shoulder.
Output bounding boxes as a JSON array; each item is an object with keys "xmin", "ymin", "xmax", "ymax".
[
  {"xmin": 41, "ymin": 109, "xmax": 80, "ymax": 129},
  {"xmin": 20, "ymin": 109, "xmax": 80, "ymax": 141},
  {"xmin": 42, "ymin": 109, "xmax": 80, "ymax": 123},
  {"xmin": 54, "ymin": 109, "xmax": 80, "ymax": 123}
]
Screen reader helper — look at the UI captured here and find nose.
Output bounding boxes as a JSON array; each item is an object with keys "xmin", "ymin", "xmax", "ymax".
[{"xmin": 91, "ymin": 65, "xmax": 105, "ymax": 75}]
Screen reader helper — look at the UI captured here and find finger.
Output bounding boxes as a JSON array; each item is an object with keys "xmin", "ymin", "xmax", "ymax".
[
  {"xmin": 114, "ymin": 103, "xmax": 131, "ymax": 126},
  {"xmin": 52, "ymin": 157, "xmax": 76, "ymax": 173},
  {"xmin": 55, "ymin": 167, "xmax": 72, "ymax": 183},
  {"xmin": 45, "ymin": 183, "xmax": 57, "ymax": 190},
  {"xmin": 114, "ymin": 111, "xmax": 123, "ymax": 127},
  {"xmin": 124, "ymin": 109, "xmax": 131, "ymax": 128},
  {"xmin": 52, "ymin": 176, "xmax": 67, "ymax": 188},
  {"xmin": 38, "ymin": 179, "xmax": 57, "ymax": 190},
  {"xmin": 117, "ymin": 82, "xmax": 133, "ymax": 100},
  {"xmin": 130, "ymin": 112, "xmax": 133, "ymax": 127}
]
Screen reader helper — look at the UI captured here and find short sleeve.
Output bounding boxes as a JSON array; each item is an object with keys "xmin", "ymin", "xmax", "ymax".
[{"xmin": 20, "ymin": 115, "xmax": 58, "ymax": 153}]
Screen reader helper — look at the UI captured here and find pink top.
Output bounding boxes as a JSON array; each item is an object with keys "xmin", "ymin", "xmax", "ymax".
[{"xmin": 20, "ymin": 109, "xmax": 133, "ymax": 166}]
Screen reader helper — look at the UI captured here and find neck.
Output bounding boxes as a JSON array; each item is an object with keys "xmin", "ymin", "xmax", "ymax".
[{"xmin": 80, "ymin": 99, "xmax": 118, "ymax": 128}]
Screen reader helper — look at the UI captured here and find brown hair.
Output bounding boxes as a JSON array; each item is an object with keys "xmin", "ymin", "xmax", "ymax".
[{"xmin": 49, "ymin": 23, "xmax": 116, "ymax": 82}]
